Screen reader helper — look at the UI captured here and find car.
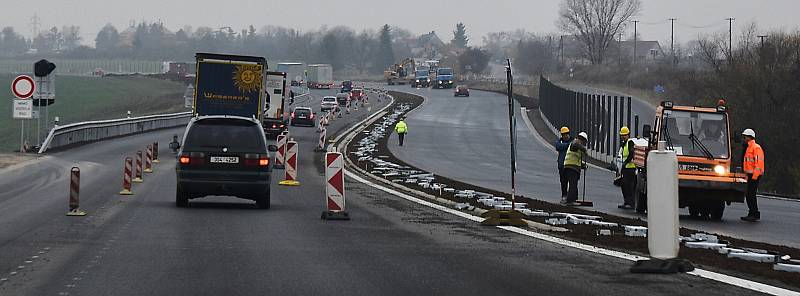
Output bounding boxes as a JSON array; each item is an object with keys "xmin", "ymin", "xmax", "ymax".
[
  {"xmin": 321, "ymin": 96, "xmax": 338, "ymax": 112},
  {"xmin": 336, "ymin": 93, "xmax": 350, "ymax": 107},
  {"xmin": 173, "ymin": 116, "xmax": 278, "ymax": 209},
  {"xmin": 341, "ymin": 80, "xmax": 353, "ymax": 92},
  {"xmin": 454, "ymin": 85, "xmax": 470, "ymax": 97},
  {"xmin": 290, "ymin": 107, "xmax": 315, "ymax": 127},
  {"xmin": 350, "ymin": 88, "xmax": 364, "ymax": 101}
]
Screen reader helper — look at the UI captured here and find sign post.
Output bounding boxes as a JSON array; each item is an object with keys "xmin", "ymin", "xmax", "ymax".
[{"xmin": 12, "ymin": 75, "xmax": 35, "ymax": 153}]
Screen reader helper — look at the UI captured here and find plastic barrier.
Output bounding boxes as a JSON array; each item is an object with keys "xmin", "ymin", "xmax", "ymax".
[
  {"xmin": 66, "ymin": 167, "xmax": 86, "ymax": 216},
  {"xmin": 119, "ymin": 157, "xmax": 133, "ymax": 195},
  {"xmin": 133, "ymin": 150, "xmax": 143, "ymax": 183},
  {"xmin": 321, "ymin": 151, "xmax": 349, "ymax": 220},
  {"xmin": 279, "ymin": 140, "xmax": 300, "ymax": 186}
]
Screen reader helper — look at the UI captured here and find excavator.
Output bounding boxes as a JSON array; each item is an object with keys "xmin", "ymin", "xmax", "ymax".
[{"xmin": 384, "ymin": 58, "xmax": 415, "ymax": 85}]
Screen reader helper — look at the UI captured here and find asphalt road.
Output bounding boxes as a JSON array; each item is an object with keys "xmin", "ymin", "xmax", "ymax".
[
  {"xmin": 0, "ymin": 88, "xmax": 757, "ymax": 295},
  {"xmin": 384, "ymin": 85, "xmax": 800, "ymax": 248}
]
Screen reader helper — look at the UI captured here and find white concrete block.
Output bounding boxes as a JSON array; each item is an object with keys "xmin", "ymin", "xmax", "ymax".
[
  {"xmin": 690, "ymin": 233, "xmax": 719, "ymax": 243},
  {"xmin": 728, "ymin": 252, "xmax": 776, "ymax": 263},
  {"xmin": 591, "ymin": 221, "xmax": 619, "ymax": 227},
  {"xmin": 685, "ymin": 242, "xmax": 728, "ymax": 251},
  {"xmin": 454, "ymin": 203, "xmax": 470, "ymax": 210},
  {"xmin": 774, "ymin": 263, "xmax": 800, "ymax": 273},
  {"xmin": 597, "ymin": 229, "xmax": 612, "ymax": 236},
  {"xmin": 494, "ymin": 204, "xmax": 512, "ymax": 211},
  {"xmin": 717, "ymin": 247, "xmax": 746, "ymax": 255},
  {"xmin": 444, "ymin": 188, "xmax": 456, "ymax": 193}
]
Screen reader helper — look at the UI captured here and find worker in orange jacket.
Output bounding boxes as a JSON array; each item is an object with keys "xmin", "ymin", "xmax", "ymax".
[{"xmin": 740, "ymin": 129, "xmax": 765, "ymax": 222}]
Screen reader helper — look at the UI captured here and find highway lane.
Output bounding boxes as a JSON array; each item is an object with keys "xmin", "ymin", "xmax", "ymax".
[
  {"xmin": 384, "ymin": 85, "xmax": 800, "ymax": 248},
  {"xmin": 0, "ymin": 89, "xmax": 754, "ymax": 295}
]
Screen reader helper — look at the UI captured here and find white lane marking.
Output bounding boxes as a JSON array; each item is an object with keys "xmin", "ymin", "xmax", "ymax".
[{"xmin": 345, "ymin": 168, "xmax": 800, "ymax": 296}]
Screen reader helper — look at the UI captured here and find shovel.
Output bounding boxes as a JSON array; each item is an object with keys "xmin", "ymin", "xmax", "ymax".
[{"xmin": 576, "ymin": 162, "xmax": 594, "ymax": 207}]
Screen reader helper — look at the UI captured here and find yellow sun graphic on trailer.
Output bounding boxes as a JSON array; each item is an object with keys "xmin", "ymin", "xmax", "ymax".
[{"xmin": 232, "ymin": 64, "xmax": 263, "ymax": 93}]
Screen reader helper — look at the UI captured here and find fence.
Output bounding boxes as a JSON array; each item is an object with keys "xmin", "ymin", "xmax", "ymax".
[
  {"xmin": 38, "ymin": 112, "xmax": 192, "ymax": 153},
  {"xmin": 539, "ymin": 76, "xmax": 643, "ymax": 164}
]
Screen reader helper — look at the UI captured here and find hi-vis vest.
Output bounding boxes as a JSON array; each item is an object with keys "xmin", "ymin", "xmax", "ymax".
[
  {"xmin": 622, "ymin": 139, "xmax": 636, "ymax": 169},
  {"xmin": 395, "ymin": 121, "xmax": 408, "ymax": 133},
  {"xmin": 564, "ymin": 143, "xmax": 583, "ymax": 167},
  {"xmin": 743, "ymin": 140, "xmax": 765, "ymax": 179}
]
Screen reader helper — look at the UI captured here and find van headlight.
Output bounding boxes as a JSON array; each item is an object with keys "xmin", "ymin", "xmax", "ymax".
[{"xmin": 714, "ymin": 165, "xmax": 726, "ymax": 175}]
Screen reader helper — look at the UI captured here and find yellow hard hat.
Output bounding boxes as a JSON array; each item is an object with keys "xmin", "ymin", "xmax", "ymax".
[
  {"xmin": 620, "ymin": 126, "xmax": 630, "ymax": 136},
  {"xmin": 560, "ymin": 126, "xmax": 570, "ymax": 134}
]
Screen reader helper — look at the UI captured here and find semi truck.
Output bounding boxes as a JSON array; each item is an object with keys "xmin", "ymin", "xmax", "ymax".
[
  {"xmin": 276, "ymin": 62, "xmax": 306, "ymax": 86},
  {"xmin": 193, "ymin": 53, "xmax": 266, "ymax": 120},
  {"xmin": 307, "ymin": 64, "xmax": 333, "ymax": 89},
  {"xmin": 626, "ymin": 100, "xmax": 746, "ymax": 220},
  {"xmin": 263, "ymin": 71, "xmax": 288, "ymax": 138},
  {"xmin": 432, "ymin": 67, "xmax": 454, "ymax": 89},
  {"xmin": 411, "ymin": 69, "xmax": 430, "ymax": 88}
]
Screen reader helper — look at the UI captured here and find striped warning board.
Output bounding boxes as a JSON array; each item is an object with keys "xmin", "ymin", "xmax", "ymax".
[
  {"xmin": 633, "ymin": 146, "xmax": 648, "ymax": 168},
  {"xmin": 275, "ymin": 132, "xmax": 288, "ymax": 169},
  {"xmin": 322, "ymin": 151, "xmax": 349, "ymax": 220},
  {"xmin": 279, "ymin": 140, "xmax": 299, "ymax": 186}
]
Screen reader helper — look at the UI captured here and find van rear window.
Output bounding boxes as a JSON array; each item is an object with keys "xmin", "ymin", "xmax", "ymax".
[{"xmin": 184, "ymin": 119, "xmax": 266, "ymax": 152}]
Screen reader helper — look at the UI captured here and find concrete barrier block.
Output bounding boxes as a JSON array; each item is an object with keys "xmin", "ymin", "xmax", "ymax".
[
  {"xmin": 728, "ymin": 252, "xmax": 776, "ymax": 263},
  {"xmin": 774, "ymin": 263, "xmax": 800, "ymax": 273},
  {"xmin": 685, "ymin": 242, "xmax": 728, "ymax": 251}
]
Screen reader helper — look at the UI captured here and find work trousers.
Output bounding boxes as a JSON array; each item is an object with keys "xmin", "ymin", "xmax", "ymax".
[
  {"xmin": 621, "ymin": 168, "xmax": 637, "ymax": 206},
  {"xmin": 565, "ymin": 168, "xmax": 581, "ymax": 203},
  {"xmin": 558, "ymin": 167, "xmax": 568, "ymax": 197},
  {"xmin": 398, "ymin": 132, "xmax": 406, "ymax": 146},
  {"xmin": 746, "ymin": 174, "xmax": 760, "ymax": 214}
]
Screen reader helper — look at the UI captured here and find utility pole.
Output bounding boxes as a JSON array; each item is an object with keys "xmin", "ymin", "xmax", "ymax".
[
  {"xmin": 632, "ymin": 20, "xmax": 640, "ymax": 65},
  {"xmin": 757, "ymin": 35, "xmax": 768, "ymax": 48},
  {"xmin": 726, "ymin": 18, "xmax": 735, "ymax": 61},
  {"xmin": 559, "ymin": 35, "xmax": 564, "ymax": 67},
  {"xmin": 668, "ymin": 18, "xmax": 677, "ymax": 66},
  {"xmin": 618, "ymin": 33, "xmax": 623, "ymax": 66}
]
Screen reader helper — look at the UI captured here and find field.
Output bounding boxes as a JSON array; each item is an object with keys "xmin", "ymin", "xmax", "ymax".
[
  {"xmin": 0, "ymin": 59, "xmax": 165, "ymax": 75},
  {"xmin": 1, "ymin": 73, "xmax": 187, "ymax": 152}
]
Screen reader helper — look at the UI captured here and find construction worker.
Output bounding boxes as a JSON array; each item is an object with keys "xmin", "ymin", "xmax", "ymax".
[
  {"xmin": 562, "ymin": 132, "xmax": 588, "ymax": 206},
  {"xmin": 554, "ymin": 127, "xmax": 572, "ymax": 202},
  {"xmin": 395, "ymin": 117, "xmax": 408, "ymax": 146},
  {"xmin": 740, "ymin": 129, "xmax": 765, "ymax": 222},
  {"xmin": 618, "ymin": 126, "xmax": 637, "ymax": 210}
]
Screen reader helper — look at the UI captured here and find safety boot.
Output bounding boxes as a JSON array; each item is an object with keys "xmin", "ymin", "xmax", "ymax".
[{"xmin": 740, "ymin": 211, "xmax": 760, "ymax": 222}]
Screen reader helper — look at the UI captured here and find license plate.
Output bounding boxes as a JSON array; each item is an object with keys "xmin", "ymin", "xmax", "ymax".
[{"xmin": 210, "ymin": 156, "xmax": 239, "ymax": 164}]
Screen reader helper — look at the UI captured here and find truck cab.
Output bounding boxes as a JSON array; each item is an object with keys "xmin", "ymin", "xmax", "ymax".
[
  {"xmin": 634, "ymin": 100, "xmax": 746, "ymax": 220},
  {"xmin": 433, "ymin": 68, "xmax": 454, "ymax": 89},
  {"xmin": 412, "ymin": 70, "xmax": 430, "ymax": 88}
]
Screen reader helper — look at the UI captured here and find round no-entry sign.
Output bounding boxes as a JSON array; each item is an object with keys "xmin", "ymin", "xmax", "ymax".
[{"xmin": 12, "ymin": 75, "xmax": 35, "ymax": 99}]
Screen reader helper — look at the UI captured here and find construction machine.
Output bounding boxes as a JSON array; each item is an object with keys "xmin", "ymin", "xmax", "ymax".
[
  {"xmin": 622, "ymin": 100, "xmax": 746, "ymax": 220},
  {"xmin": 384, "ymin": 58, "xmax": 415, "ymax": 85}
]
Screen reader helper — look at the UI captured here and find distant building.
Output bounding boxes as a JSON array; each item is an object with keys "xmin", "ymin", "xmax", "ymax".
[{"xmin": 559, "ymin": 35, "xmax": 665, "ymax": 64}]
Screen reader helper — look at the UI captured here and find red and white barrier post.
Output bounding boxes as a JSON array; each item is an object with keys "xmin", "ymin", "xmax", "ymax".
[
  {"xmin": 133, "ymin": 150, "xmax": 144, "ymax": 183},
  {"xmin": 66, "ymin": 167, "xmax": 86, "ymax": 216},
  {"xmin": 119, "ymin": 157, "xmax": 133, "ymax": 195},
  {"xmin": 316, "ymin": 126, "xmax": 326, "ymax": 152},
  {"xmin": 275, "ymin": 132, "xmax": 288, "ymax": 169},
  {"xmin": 346, "ymin": 100, "xmax": 351, "ymax": 114},
  {"xmin": 152, "ymin": 142, "xmax": 160, "ymax": 163},
  {"xmin": 321, "ymin": 151, "xmax": 349, "ymax": 220},
  {"xmin": 144, "ymin": 144, "xmax": 154, "ymax": 173},
  {"xmin": 278, "ymin": 139, "xmax": 300, "ymax": 186}
]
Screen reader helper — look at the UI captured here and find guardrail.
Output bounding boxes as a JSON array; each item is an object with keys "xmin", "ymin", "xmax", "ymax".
[{"xmin": 38, "ymin": 111, "xmax": 193, "ymax": 154}]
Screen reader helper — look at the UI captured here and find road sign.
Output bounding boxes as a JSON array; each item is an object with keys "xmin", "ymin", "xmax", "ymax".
[
  {"xmin": 12, "ymin": 75, "xmax": 35, "ymax": 99},
  {"xmin": 13, "ymin": 99, "xmax": 33, "ymax": 119}
]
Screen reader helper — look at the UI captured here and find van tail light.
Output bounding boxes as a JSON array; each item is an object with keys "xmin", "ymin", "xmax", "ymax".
[
  {"xmin": 310, "ymin": 113, "xmax": 314, "ymax": 119},
  {"xmin": 291, "ymin": 112, "xmax": 295, "ymax": 119},
  {"xmin": 245, "ymin": 154, "xmax": 269, "ymax": 167},
  {"xmin": 272, "ymin": 123, "xmax": 277, "ymax": 128},
  {"xmin": 180, "ymin": 152, "xmax": 206, "ymax": 165}
]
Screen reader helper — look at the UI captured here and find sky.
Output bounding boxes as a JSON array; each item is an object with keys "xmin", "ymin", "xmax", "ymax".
[{"xmin": 2, "ymin": 0, "xmax": 799, "ymax": 47}]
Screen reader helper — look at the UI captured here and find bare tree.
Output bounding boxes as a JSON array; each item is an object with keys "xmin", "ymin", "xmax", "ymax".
[{"xmin": 557, "ymin": 0, "xmax": 641, "ymax": 64}]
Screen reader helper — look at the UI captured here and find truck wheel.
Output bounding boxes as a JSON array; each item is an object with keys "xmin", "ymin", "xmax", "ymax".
[
  {"xmin": 256, "ymin": 186, "xmax": 271, "ymax": 209},
  {"xmin": 176, "ymin": 187, "xmax": 188, "ymax": 208},
  {"xmin": 709, "ymin": 201, "xmax": 725, "ymax": 221}
]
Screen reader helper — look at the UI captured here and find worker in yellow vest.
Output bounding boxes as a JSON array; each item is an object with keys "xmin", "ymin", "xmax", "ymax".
[
  {"xmin": 395, "ymin": 117, "xmax": 408, "ymax": 146},
  {"xmin": 562, "ymin": 132, "xmax": 588, "ymax": 206},
  {"xmin": 618, "ymin": 126, "xmax": 637, "ymax": 210}
]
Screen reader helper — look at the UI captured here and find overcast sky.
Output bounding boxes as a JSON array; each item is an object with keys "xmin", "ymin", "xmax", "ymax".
[{"xmin": 2, "ymin": 0, "xmax": 799, "ymax": 46}]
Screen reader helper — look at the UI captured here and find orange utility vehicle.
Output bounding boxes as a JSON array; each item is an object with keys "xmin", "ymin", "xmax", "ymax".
[{"xmin": 633, "ymin": 100, "xmax": 747, "ymax": 220}]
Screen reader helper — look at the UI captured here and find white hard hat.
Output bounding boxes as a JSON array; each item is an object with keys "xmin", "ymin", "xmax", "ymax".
[
  {"xmin": 742, "ymin": 129, "xmax": 756, "ymax": 138},
  {"xmin": 578, "ymin": 132, "xmax": 589, "ymax": 141}
]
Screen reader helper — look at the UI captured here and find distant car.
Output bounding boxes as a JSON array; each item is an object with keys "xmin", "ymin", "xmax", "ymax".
[
  {"xmin": 341, "ymin": 80, "xmax": 353, "ymax": 92},
  {"xmin": 321, "ymin": 96, "xmax": 338, "ymax": 112},
  {"xmin": 350, "ymin": 88, "xmax": 364, "ymax": 101},
  {"xmin": 174, "ymin": 116, "xmax": 277, "ymax": 209},
  {"xmin": 290, "ymin": 107, "xmax": 315, "ymax": 127},
  {"xmin": 336, "ymin": 93, "xmax": 350, "ymax": 107},
  {"xmin": 454, "ymin": 85, "xmax": 470, "ymax": 97}
]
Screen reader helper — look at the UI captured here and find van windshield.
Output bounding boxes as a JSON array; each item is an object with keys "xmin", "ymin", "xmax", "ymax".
[{"xmin": 660, "ymin": 110, "xmax": 729, "ymax": 159}]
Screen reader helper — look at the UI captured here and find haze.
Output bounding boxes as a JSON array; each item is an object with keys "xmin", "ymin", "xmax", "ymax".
[{"xmin": 2, "ymin": 0, "xmax": 800, "ymax": 45}]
